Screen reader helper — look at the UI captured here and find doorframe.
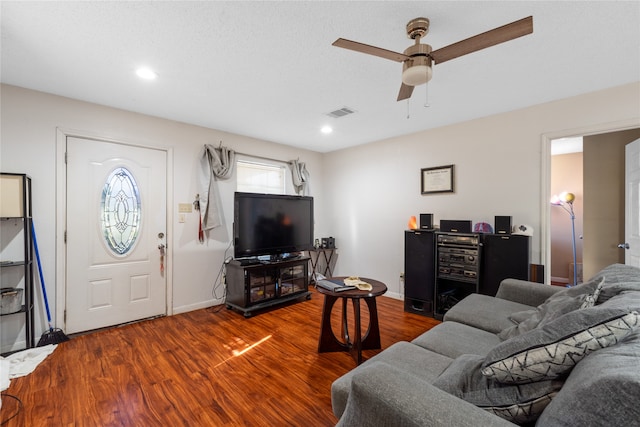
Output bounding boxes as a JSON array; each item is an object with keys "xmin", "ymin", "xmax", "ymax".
[
  {"xmin": 540, "ymin": 118, "xmax": 640, "ymax": 284},
  {"xmin": 55, "ymin": 128, "xmax": 174, "ymax": 330}
]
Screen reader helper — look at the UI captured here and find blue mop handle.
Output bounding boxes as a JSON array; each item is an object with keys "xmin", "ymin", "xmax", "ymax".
[{"xmin": 31, "ymin": 220, "xmax": 53, "ymax": 327}]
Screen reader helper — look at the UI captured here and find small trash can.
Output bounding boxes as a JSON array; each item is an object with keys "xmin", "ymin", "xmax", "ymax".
[{"xmin": 0, "ymin": 287, "xmax": 23, "ymax": 314}]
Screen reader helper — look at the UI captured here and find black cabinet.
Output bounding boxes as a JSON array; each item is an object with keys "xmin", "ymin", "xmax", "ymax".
[
  {"xmin": 480, "ymin": 234, "xmax": 530, "ymax": 297},
  {"xmin": 404, "ymin": 230, "xmax": 435, "ymax": 316},
  {"xmin": 226, "ymin": 257, "xmax": 311, "ymax": 317}
]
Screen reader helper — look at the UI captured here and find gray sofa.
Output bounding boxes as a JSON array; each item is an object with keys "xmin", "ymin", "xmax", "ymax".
[{"xmin": 331, "ymin": 264, "xmax": 640, "ymax": 426}]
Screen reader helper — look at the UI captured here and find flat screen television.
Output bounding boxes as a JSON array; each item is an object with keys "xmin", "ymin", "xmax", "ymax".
[{"xmin": 233, "ymin": 192, "xmax": 314, "ymax": 259}]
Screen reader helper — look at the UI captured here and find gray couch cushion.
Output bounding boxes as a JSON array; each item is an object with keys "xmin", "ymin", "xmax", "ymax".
[
  {"xmin": 495, "ymin": 279, "xmax": 561, "ymax": 306},
  {"xmin": 412, "ymin": 321, "xmax": 502, "ymax": 359},
  {"xmin": 599, "ymin": 289, "xmax": 640, "ymax": 311},
  {"xmin": 433, "ymin": 354, "xmax": 563, "ymax": 425},
  {"xmin": 331, "ymin": 341, "xmax": 452, "ymax": 418},
  {"xmin": 498, "ymin": 277, "xmax": 605, "ymax": 340},
  {"xmin": 443, "ymin": 293, "xmax": 533, "ymax": 334},
  {"xmin": 538, "ymin": 327, "xmax": 640, "ymax": 426},
  {"xmin": 589, "ymin": 263, "xmax": 640, "ymax": 303},
  {"xmin": 337, "ymin": 362, "xmax": 516, "ymax": 427},
  {"xmin": 482, "ymin": 307, "xmax": 639, "ymax": 384}
]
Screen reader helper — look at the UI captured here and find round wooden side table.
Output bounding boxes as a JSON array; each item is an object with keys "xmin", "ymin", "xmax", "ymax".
[{"xmin": 316, "ymin": 277, "xmax": 387, "ymax": 364}]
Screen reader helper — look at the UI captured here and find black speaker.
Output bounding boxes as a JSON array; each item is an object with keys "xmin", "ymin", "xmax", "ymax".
[
  {"xmin": 495, "ymin": 216, "xmax": 512, "ymax": 234},
  {"xmin": 480, "ymin": 234, "xmax": 530, "ymax": 296},
  {"xmin": 440, "ymin": 220, "xmax": 472, "ymax": 233},
  {"xmin": 419, "ymin": 213, "xmax": 433, "ymax": 230},
  {"xmin": 404, "ymin": 230, "xmax": 435, "ymax": 316}
]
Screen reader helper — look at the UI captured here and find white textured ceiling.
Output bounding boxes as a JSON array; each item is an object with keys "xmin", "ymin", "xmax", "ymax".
[{"xmin": 1, "ymin": 1, "xmax": 639, "ymax": 153}]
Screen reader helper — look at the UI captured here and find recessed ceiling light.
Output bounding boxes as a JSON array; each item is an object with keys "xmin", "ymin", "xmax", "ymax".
[
  {"xmin": 321, "ymin": 126, "xmax": 333, "ymax": 134},
  {"xmin": 136, "ymin": 67, "xmax": 158, "ymax": 80}
]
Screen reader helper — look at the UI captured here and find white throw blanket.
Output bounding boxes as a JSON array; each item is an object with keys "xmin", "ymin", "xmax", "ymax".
[{"xmin": 0, "ymin": 344, "xmax": 57, "ymax": 392}]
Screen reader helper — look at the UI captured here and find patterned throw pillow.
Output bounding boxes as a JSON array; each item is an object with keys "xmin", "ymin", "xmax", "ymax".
[
  {"xmin": 483, "ymin": 308, "xmax": 639, "ymax": 384},
  {"xmin": 433, "ymin": 354, "xmax": 563, "ymax": 425}
]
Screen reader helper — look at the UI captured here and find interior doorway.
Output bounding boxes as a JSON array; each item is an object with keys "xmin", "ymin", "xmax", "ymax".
[
  {"xmin": 547, "ymin": 127, "xmax": 640, "ymax": 284},
  {"xmin": 550, "ymin": 138, "xmax": 584, "ymax": 285}
]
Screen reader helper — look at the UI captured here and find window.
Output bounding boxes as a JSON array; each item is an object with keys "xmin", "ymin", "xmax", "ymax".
[
  {"xmin": 101, "ymin": 167, "xmax": 141, "ymax": 256},
  {"xmin": 236, "ymin": 160, "xmax": 286, "ymax": 194}
]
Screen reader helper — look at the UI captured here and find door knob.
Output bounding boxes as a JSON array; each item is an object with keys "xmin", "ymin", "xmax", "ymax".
[{"xmin": 618, "ymin": 243, "xmax": 630, "ymax": 249}]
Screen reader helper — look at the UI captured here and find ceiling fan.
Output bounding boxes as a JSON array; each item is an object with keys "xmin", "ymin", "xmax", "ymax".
[{"xmin": 333, "ymin": 16, "xmax": 533, "ymax": 101}]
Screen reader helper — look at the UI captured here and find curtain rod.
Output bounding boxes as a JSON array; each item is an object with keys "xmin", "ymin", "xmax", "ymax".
[
  {"xmin": 235, "ymin": 151, "xmax": 295, "ymax": 165},
  {"xmin": 209, "ymin": 142, "xmax": 299, "ymax": 165}
]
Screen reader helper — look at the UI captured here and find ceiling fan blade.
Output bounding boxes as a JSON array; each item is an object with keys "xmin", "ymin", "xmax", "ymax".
[
  {"xmin": 397, "ymin": 83, "xmax": 414, "ymax": 101},
  {"xmin": 430, "ymin": 16, "xmax": 533, "ymax": 64},
  {"xmin": 333, "ymin": 38, "xmax": 409, "ymax": 63}
]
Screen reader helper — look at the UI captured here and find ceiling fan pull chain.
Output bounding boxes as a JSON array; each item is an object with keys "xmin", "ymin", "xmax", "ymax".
[{"xmin": 424, "ymin": 81, "xmax": 430, "ymax": 108}]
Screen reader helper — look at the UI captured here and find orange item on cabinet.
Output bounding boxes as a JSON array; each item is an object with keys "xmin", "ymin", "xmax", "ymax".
[{"xmin": 408, "ymin": 216, "xmax": 417, "ymax": 230}]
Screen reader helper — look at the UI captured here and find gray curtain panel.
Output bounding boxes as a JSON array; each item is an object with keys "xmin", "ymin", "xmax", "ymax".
[
  {"xmin": 289, "ymin": 159, "xmax": 310, "ymax": 196},
  {"xmin": 199, "ymin": 144, "xmax": 236, "ymax": 230}
]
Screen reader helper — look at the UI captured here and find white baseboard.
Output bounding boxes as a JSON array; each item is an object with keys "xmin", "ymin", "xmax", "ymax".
[
  {"xmin": 385, "ymin": 291, "xmax": 403, "ymax": 301},
  {"xmin": 172, "ymin": 298, "xmax": 224, "ymax": 315}
]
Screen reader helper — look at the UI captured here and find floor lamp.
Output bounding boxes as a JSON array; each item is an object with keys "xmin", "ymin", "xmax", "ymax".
[{"xmin": 551, "ymin": 192, "xmax": 578, "ymax": 287}]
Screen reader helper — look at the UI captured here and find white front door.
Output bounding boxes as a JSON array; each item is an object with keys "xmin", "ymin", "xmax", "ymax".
[
  {"xmin": 65, "ymin": 137, "xmax": 167, "ymax": 334},
  {"xmin": 625, "ymin": 138, "xmax": 640, "ymax": 267}
]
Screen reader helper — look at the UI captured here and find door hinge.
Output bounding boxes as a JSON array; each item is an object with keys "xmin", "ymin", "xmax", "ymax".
[
  {"xmin": 65, "ymin": 152, "xmax": 68, "ymax": 164},
  {"xmin": 64, "ymin": 309, "xmax": 66, "ymax": 323},
  {"xmin": 64, "ymin": 230, "xmax": 67, "ymax": 243}
]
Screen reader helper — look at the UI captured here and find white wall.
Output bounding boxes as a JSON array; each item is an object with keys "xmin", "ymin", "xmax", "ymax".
[
  {"xmin": 0, "ymin": 84, "xmax": 325, "ymax": 349},
  {"xmin": 323, "ymin": 82, "xmax": 640, "ymax": 299}
]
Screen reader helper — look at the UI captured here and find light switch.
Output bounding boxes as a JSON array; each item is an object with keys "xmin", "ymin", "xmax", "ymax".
[{"xmin": 179, "ymin": 214, "xmax": 186, "ymax": 223}]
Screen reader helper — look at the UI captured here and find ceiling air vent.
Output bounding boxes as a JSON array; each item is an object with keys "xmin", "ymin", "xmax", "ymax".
[{"xmin": 327, "ymin": 107, "xmax": 356, "ymax": 118}]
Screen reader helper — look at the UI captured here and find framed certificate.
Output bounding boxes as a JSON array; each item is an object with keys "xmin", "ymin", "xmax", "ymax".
[{"xmin": 421, "ymin": 164, "xmax": 454, "ymax": 194}]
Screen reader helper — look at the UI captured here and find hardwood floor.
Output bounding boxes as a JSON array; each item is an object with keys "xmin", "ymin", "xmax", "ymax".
[{"xmin": 1, "ymin": 288, "xmax": 439, "ymax": 426}]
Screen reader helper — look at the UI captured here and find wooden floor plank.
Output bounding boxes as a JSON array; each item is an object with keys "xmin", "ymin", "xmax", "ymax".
[{"xmin": 1, "ymin": 288, "xmax": 438, "ymax": 426}]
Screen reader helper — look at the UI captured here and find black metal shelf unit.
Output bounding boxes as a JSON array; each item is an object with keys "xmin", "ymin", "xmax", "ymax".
[{"xmin": 1, "ymin": 173, "xmax": 35, "ymax": 354}]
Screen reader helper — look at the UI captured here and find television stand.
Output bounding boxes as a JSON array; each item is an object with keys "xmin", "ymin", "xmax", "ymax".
[{"xmin": 225, "ymin": 256, "xmax": 311, "ymax": 317}]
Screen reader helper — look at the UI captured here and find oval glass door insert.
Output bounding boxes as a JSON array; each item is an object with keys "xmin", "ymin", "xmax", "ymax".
[{"xmin": 101, "ymin": 167, "xmax": 141, "ymax": 255}]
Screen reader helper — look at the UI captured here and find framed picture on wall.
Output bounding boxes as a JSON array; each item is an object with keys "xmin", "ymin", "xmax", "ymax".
[{"xmin": 421, "ymin": 164, "xmax": 454, "ymax": 194}]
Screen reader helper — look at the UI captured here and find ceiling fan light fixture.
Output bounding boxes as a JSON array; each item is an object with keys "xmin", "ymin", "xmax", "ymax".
[
  {"xmin": 402, "ymin": 64, "xmax": 432, "ymax": 86},
  {"xmin": 401, "ymin": 44, "xmax": 432, "ymax": 86}
]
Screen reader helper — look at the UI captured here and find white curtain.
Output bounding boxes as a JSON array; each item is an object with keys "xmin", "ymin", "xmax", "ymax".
[
  {"xmin": 198, "ymin": 144, "xmax": 235, "ymax": 230},
  {"xmin": 289, "ymin": 159, "xmax": 310, "ymax": 196}
]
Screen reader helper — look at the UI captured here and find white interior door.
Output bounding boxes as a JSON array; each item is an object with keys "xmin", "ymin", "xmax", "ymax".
[
  {"xmin": 65, "ymin": 137, "xmax": 167, "ymax": 334},
  {"xmin": 625, "ymin": 138, "xmax": 640, "ymax": 267}
]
